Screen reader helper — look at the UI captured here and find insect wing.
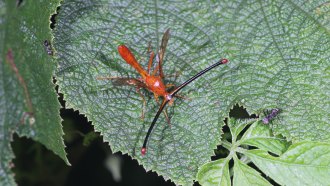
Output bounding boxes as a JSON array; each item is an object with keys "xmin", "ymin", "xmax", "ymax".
[
  {"xmin": 156, "ymin": 29, "xmax": 170, "ymax": 77},
  {"xmin": 158, "ymin": 29, "xmax": 170, "ymax": 64},
  {"xmin": 111, "ymin": 77, "xmax": 146, "ymax": 88}
]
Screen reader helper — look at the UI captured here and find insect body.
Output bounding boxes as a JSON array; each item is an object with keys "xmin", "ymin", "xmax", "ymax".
[
  {"xmin": 99, "ymin": 29, "xmax": 229, "ymax": 155},
  {"xmin": 117, "ymin": 45, "xmax": 171, "ymax": 101},
  {"xmin": 43, "ymin": 40, "xmax": 53, "ymax": 55},
  {"xmin": 98, "ymin": 29, "xmax": 173, "ymax": 120},
  {"xmin": 262, "ymin": 108, "xmax": 280, "ymax": 124}
]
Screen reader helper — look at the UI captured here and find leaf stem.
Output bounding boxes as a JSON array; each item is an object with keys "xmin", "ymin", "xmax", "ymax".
[{"xmin": 222, "ymin": 140, "xmax": 232, "ymax": 151}]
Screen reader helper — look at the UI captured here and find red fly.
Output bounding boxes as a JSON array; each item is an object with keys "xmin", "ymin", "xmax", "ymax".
[{"xmin": 98, "ymin": 29, "xmax": 229, "ymax": 155}]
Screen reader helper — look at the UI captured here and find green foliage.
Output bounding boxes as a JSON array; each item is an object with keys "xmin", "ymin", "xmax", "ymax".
[
  {"xmin": 246, "ymin": 142, "xmax": 330, "ymax": 186},
  {"xmin": 197, "ymin": 118, "xmax": 330, "ymax": 186},
  {"xmin": 54, "ymin": 0, "xmax": 330, "ymax": 184},
  {"xmin": 53, "ymin": 0, "xmax": 330, "ymax": 184},
  {"xmin": 1, "ymin": 0, "xmax": 329, "ymax": 185},
  {"xmin": 232, "ymin": 157, "xmax": 272, "ymax": 186},
  {"xmin": 196, "ymin": 158, "xmax": 231, "ymax": 186},
  {"xmin": 0, "ymin": 0, "xmax": 68, "ymax": 185}
]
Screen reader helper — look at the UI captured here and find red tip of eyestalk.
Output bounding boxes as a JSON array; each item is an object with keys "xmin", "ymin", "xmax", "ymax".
[
  {"xmin": 141, "ymin": 147, "xmax": 147, "ymax": 155},
  {"xmin": 220, "ymin": 58, "xmax": 229, "ymax": 64}
]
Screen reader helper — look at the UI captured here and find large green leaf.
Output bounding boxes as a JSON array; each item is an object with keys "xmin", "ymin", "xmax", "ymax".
[
  {"xmin": 54, "ymin": 0, "xmax": 330, "ymax": 184},
  {"xmin": 196, "ymin": 158, "xmax": 231, "ymax": 186},
  {"xmin": 240, "ymin": 120, "xmax": 289, "ymax": 155},
  {"xmin": 245, "ymin": 142, "xmax": 330, "ymax": 186},
  {"xmin": 197, "ymin": 118, "xmax": 328, "ymax": 185},
  {"xmin": 215, "ymin": 0, "xmax": 330, "ymax": 142},
  {"xmin": 0, "ymin": 1, "xmax": 68, "ymax": 185},
  {"xmin": 233, "ymin": 156, "xmax": 272, "ymax": 186}
]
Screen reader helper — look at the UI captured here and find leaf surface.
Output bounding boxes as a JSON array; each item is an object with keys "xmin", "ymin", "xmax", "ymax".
[
  {"xmin": 54, "ymin": 0, "xmax": 330, "ymax": 184},
  {"xmin": 196, "ymin": 158, "xmax": 231, "ymax": 186},
  {"xmin": 245, "ymin": 142, "xmax": 330, "ymax": 186},
  {"xmin": 240, "ymin": 121, "xmax": 289, "ymax": 155},
  {"xmin": 0, "ymin": 1, "xmax": 68, "ymax": 185},
  {"xmin": 233, "ymin": 157, "xmax": 272, "ymax": 186}
]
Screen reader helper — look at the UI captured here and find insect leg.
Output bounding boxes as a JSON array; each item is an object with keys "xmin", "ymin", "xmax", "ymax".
[
  {"xmin": 147, "ymin": 51, "xmax": 155, "ymax": 75},
  {"xmin": 135, "ymin": 87, "xmax": 147, "ymax": 120}
]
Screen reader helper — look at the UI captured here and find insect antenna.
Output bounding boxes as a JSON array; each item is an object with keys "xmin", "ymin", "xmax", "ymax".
[{"xmin": 141, "ymin": 58, "xmax": 229, "ymax": 155}]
